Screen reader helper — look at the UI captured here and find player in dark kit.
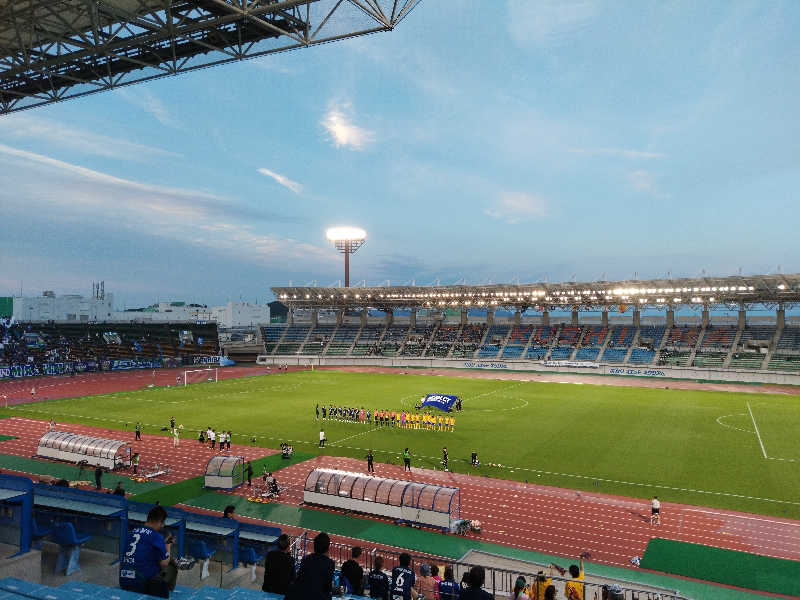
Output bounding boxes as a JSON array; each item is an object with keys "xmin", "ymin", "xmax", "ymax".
[
  {"xmin": 442, "ymin": 447, "xmax": 448, "ymax": 472},
  {"xmin": 391, "ymin": 553, "xmax": 417, "ymax": 600}
]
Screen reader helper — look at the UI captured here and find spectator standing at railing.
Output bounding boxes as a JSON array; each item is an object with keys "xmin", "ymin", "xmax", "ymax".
[
  {"xmin": 341, "ymin": 546, "xmax": 365, "ymax": 595},
  {"xmin": 285, "ymin": 532, "xmax": 334, "ymax": 600},
  {"xmin": 391, "ymin": 552, "xmax": 417, "ymax": 600},
  {"xmin": 367, "ymin": 555, "xmax": 390, "ymax": 600},
  {"xmin": 460, "ymin": 566, "xmax": 491, "ymax": 599},
  {"xmin": 416, "ymin": 563, "xmax": 437, "ymax": 599},
  {"xmin": 262, "ymin": 533, "xmax": 295, "ymax": 595},
  {"xmin": 564, "ymin": 554, "xmax": 587, "ymax": 600},
  {"xmin": 438, "ymin": 565, "xmax": 459, "ymax": 600},
  {"xmin": 509, "ymin": 576, "xmax": 527, "ymax": 600}
]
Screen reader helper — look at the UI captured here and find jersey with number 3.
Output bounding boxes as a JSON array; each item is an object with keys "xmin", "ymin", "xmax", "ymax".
[
  {"xmin": 119, "ymin": 526, "xmax": 167, "ymax": 585},
  {"xmin": 391, "ymin": 566, "xmax": 415, "ymax": 600}
]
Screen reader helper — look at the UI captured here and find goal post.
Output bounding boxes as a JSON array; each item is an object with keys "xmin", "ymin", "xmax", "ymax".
[{"xmin": 183, "ymin": 368, "xmax": 219, "ymax": 386}]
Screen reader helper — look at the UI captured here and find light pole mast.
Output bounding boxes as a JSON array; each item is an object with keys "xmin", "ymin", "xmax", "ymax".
[{"xmin": 326, "ymin": 227, "xmax": 366, "ymax": 288}]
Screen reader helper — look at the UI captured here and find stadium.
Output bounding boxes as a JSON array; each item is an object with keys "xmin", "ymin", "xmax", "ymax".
[{"xmin": 1, "ymin": 2, "xmax": 799, "ymax": 600}]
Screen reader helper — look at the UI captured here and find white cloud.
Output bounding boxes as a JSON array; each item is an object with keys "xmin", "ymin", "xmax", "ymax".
[
  {"xmin": 0, "ymin": 113, "xmax": 177, "ymax": 160},
  {"xmin": 116, "ymin": 88, "xmax": 178, "ymax": 128},
  {"xmin": 321, "ymin": 104, "xmax": 375, "ymax": 150},
  {"xmin": 0, "ymin": 144, "xmax": 333, "ymax": 267},
  {"xmin": 508, "ymin": 0, "xmax": 597, "ymax": 48},
  {"xmin": 485, "ymin": 192, "xmax": 548, "ymax": 224},
  {"xmin": 258, "ymin": 167, "xmax": 303, "ymax": 194},
  {"xmin": 628, "ymin": 170, "xmax": 668, "ymax": 198},
  {"xmin": 569, "ymin": 147, "xmax": 666, "ymax": 159}
]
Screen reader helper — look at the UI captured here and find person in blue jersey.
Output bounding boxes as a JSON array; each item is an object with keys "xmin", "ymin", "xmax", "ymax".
[
  {"xmin": 119, "ymin": 505, "xmax": 176, "ymax": 598},
  {"xmin": 438, "ymin": 565, "xmax": 460, "ymax": 600},
  {"xmin": 368, "ymin": 555, "xmax": 390, "ymax": 600},
  {"xmin": 391, "ymin": 552, "xmax": 418, "ymax": 600}
]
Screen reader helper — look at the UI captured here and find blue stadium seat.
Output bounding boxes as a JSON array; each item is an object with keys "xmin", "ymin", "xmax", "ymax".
[
  {"xmin": 574, "ymin": 347, "xmax": 600, "ymax": 361},
  {"xmin": 601, "ymin": 347, "xmax": 627, "ymax": 363},
  {"xmin": 629, "ymin": 349, "xmax": 655, "ymax": 364},
  {"xmin": 52, "ymin": 523, "xmax": 92, "ymax": 576},
  {"xmin": 549, "ymin": 347, "xmax": 573, "ymax": 360},
  {"xmin": 0, "ymin": 578, "xmax": 46, "ymax": 596}
]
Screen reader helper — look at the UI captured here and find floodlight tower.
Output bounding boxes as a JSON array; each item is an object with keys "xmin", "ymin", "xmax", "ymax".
[{"xmin": 326, "ymin": 227, "xmax": 366, "ymax": 288}]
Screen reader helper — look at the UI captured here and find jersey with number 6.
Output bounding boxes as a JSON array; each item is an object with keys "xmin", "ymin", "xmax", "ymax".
[
  {"xmin": 390, "ymin": 565, "xmax": 415, "ymax": 600},
  {"xmin": 119, "ymin": 525, "xmax": 167, "ymax": 586}
]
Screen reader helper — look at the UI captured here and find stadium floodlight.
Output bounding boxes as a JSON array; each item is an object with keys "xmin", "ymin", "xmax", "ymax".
[{"xmin": 326, "ymin": 227, "xmax": 366, "ymax": 288}]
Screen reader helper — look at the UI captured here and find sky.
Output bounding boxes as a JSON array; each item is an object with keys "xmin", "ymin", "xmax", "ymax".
[{"xmin": 1, "ymin": 0, "xmax": 799, "ymax": 308}]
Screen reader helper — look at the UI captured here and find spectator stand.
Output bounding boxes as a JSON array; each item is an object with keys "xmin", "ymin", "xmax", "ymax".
[
  {"xmin": 203, "ymin": 455, "xmax": 245, "ymax": 490},
  {"xmin": 0, "ymin": 474, "xmax": 33, "ymax": 555},
  {"xmin": 127, "ymin": 501, "xmax": 186, "ymax": 558},
  {"xmin": 303, "ymin": 468, "xmax": 460, "ymax": 532},
  {"xmin": 35, "ymin": 431, "xmax": 132, "ymax": 470},
  {"xmin": 32, "ymin": 482, "xmax": 127, "ymax": 574}
]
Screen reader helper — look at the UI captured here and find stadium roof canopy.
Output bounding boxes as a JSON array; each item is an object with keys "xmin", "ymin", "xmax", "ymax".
[
  {"xmin": 0, "ymin": 0, "xmax": 421, "ymax": 115},
  {"xmin": 272, "ymin": 273, "xmax": 800, "ymax": 312}
]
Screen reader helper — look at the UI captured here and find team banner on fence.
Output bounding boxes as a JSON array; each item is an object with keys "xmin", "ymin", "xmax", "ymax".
[
  {"xmin": 420, "ymin": 394, "xmax": 459, "ymax": 412},
  {"xmin": 542, "ymin": 360, "xmax": 600, "ymax": 369}
]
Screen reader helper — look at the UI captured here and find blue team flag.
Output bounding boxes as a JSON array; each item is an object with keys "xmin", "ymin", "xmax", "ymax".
[{"xmin": 420, "ymin": 394, "xmax": 459, "ymax": 412}]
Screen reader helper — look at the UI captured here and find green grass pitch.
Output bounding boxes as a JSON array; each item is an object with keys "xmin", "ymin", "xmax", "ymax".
[{"xmin": 4, "ymin": 370, "xmax": 799, "ymax": 519}]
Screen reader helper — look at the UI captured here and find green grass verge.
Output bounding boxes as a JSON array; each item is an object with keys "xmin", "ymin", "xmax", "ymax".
[
  {"xmin": 0, "ymin": 453, "xmax": 164, "ymax": 494},
  {"xmin": 184, "ymin": 492, "xmax": 769, "ymax": 600},
  {"xmin": 8, "ymin": 371, "xmax": 800, "ymax": 518},
  {"xmin": 130, "ymin": 451, "xmax": 314, "ymax": 505},
  {"xmin": 0, "ymin": 434, "xmax": 17, "ymax": 441},
  {"xmin": 640, "ymin": 538, "xmax": 800, "ymax": 597}
]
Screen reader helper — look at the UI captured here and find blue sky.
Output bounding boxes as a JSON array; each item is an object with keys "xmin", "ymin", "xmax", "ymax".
[{"xmin": 1, "ymin": 1, "xmax": 798, "ymax": 307}]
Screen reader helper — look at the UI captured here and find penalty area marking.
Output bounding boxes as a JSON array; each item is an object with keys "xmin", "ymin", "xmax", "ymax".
[{"xmin": 746, "ymin": 401, "xmax": 768, "ymax": 459}]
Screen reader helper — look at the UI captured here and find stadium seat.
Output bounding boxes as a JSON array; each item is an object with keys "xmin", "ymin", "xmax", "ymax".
[
  {"xmin": 239, "ymin": 546, "xmax": 263, "ymax": 582},
  {"xmin": 189, "ymin": 540, "xmax": 217, "ymax": 580},
  {"xmin": 628, "ymin": 348, "xmax": 655, "ymax": 364},
  {"xmin": 574, "ymin": 347, "xmax": 600, "ymax": 361},
  {"xmin": 52, "ymin": 522, "xmax": 92, "ymax": 576},
  {"xmin": 600, "ymin": 347, "xmax": 627, "ymax": 363}
]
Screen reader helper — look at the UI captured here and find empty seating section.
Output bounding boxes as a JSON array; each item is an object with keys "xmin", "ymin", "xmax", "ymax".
[
  {"xmin": 502, "ymin": 325, "xmax": 532, "ymax": 358},
  {"xmin": 333, "ymin": 326, "xmax": 360, "ymax": 342},
  {"xmin": 658, "ymin": 349, "xmax": 691, "ymax": 366},
  {"xmin": 665, "ymin": 326, "xmax": 700, "ymax": 348},
  {"xmin": 350, "ymin": 326, "xmax": 383, "ymax": 356},
  {"xmin": 302, "ymin": 324, "xmax": 335, "ymax": 355},
  {"xmin": 262, "ymin": 325, "xmax": 286, "ymax": 353},
  {"xmin": 738, "ymin": 327, "xmax": 776, "ymax": 347},
  {"xmin": 692, "ymin": 352, "xmax": 726, "ymax": 368},
  {"xmin": 637, "ymin": 326, "xmax": 665, "ymax": 349},
  {"xmin": 628, "ymin": 348, "xmax": 656, "ymax": 364},
  {"xmin": 776, "ymin": 328, "xmax": 800, "ymax": 351},
  {"xmin": 700, "ymin": 326, "xmax": 737, "ymax": 350},
  {"xmin": 557, "ymin": 326, "xmax": 581, "ymax": 347},
  {"xmin": 451, "ymin": 324, "xmax": 486, "ymax": 358},
  {"xmin": 600, "ymin": 347, "xmax": 627, "ymax": 363},
  {"xmin": 274, "ymin": 325, "xmax": 309, "ymax": 354},
  {"xmin": 478, "ymin": 325, "xmax": 509, "ymax": 358},
  {"xmin": 606, "ymin": 326, "xmax": 635, "ymax": 348},
  {"xmin": 768, "ymin": 354, "xmax": 800, "ymax": 371},
  {"xmin": 574, "ymin": 347, "xmax": 600, "ymax": 361},
  {"xmin": 549, "ymin": 347, "xmax": 574, "ymax": 360},
  {"xmin": 729, "ymin": 353, "xmax": 765, "ymax": 369},
  {"xmin": 523, "ymin": 326, "xmax": 554, "ymax": 360},
  {"xmin": 580, "ymin": 326, "xmax": 608, "ymax": 347}
]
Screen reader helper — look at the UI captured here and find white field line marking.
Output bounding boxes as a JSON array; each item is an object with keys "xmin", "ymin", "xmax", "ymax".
[
  {"xmin": 329, "ymin": 427, "xmax": 378, "ymax": 447},
  {"xmin": 746, "ymin": 401, "xmax": 768, "ymax": 459},
  {"xmin": 715, "ymin": 413, "xmax": 753, "ymax": 434}
]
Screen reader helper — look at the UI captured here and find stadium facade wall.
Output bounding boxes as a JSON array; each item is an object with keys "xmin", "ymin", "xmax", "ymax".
[{"xmin": 262, "ymin": 356, "xmax": 800, "ymax": 386}]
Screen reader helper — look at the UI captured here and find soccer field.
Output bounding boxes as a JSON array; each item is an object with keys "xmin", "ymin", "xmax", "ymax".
[{"xmin": 5, "ymin": 370, "xmax": 800, "ymax": 519}]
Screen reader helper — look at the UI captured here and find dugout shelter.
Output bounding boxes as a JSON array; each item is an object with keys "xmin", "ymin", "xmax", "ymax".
[
  {"xmin": 204, "ymin": 455, "xmax": 245, "ymax": 490},
  {"xmin": 303, "ymin": 468, "xmax": 460, "ymax": 531},
  {"xmin": 36, "ymin": 432, "xmax": 131, "ymax": 470}
]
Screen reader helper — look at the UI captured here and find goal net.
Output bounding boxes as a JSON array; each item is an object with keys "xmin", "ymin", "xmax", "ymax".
[{"xmin": 183, "ymin": 368, "xmax": 218, "ymax": 386}]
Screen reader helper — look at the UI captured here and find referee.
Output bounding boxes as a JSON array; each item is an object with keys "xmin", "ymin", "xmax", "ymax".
[
  {"xmin": 366, "ymin": 449, "xmax": 374, "ymax": 474},
  {"xmin": 403, "ymin": 447, "xmax": 411, "ymax": 472}
]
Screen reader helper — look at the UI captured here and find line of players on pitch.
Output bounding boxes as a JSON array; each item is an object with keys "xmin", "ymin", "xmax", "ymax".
[{"xmin": 316, "ymin": 404, "xmax": 456, "ymax": 432}]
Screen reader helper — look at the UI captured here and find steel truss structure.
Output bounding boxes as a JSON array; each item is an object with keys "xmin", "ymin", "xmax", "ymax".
[
  {"xmin": 0, "ymin": 0, "xmax": 421, "ymax": 114},
  {"xmin": 272, "ymin": 273, "xmax": 800, "ymax": 313}
]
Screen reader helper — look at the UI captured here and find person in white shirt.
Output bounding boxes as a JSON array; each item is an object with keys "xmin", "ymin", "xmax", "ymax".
[
  {"xmin": 651, "ymin": 496, "xmax": 661, "ymax": 525},
  {"xmin": 209, "ymin": 429, "xmax": 216, "ymax": 450},
  {"xmin": 172, "ymin": 427, "xmax": 180, "ymax": 447},
  {"xmin": 319, "ymin": 429, "xmax": 326, "ymax": 448}
]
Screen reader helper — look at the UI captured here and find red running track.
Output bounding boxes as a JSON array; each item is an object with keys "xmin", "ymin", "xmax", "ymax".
[
  {"xmin": 0, "ymin": 365, "xmax": 275, "ymax": 406},
  {"xmin": 240, "ymin": 455, "xmax": 800, "ymax": 569}
]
